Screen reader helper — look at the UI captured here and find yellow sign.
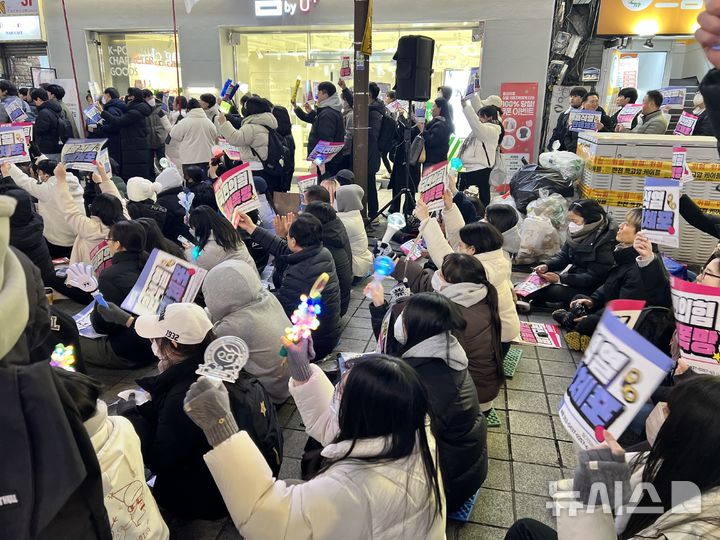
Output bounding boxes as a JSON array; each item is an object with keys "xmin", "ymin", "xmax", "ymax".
[
  {"xmin": 361, "ymin": 0, "xmax": 372, "ymax": 56},
  {"xmin": 597, "ymin": 0, "xmax": 703, "ymax": 36}
]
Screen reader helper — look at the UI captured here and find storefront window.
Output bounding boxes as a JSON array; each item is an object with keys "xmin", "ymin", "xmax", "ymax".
[
  {"xmin": 232, "ymin": 26, "xmax": 482, "ymax": 167},
  {"xmin": 94, "ymin": 32, "xmax": 180, "ymax": 93}
]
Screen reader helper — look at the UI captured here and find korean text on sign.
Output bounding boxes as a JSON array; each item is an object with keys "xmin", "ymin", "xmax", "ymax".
[
  {"xmin": 673, "ymin": 111, "xmax": 698, "ymax": 136},
  {"xmin": 0, "ymin": 126, "xmax": 28, "ymax": 163},
  {"xmin": 569, "ymin": 109, "xmax": 601, "ymax": 132},
  {"xmin": 213, "ymin": 162, "xmax": 261, "ymax": 222},
  {"xmin": 61, "ymin": 138, "xmax": 108, "ymax": 171},
  {"xmin": 671, "ymin": 277, "xmax": 720, "ymax": 375},
  {"xmin": 559, "ymin": 310, "xmax": 673, "ymax": 449},
  {"xmin": 642, "ymin": 177, "xmax": 680, "ymax": 248},
  {"xmin": 418, "ymin": 161, "xmax": 448, "ymax": 213},
  {"xmin": 307, "ymin": 140, "xmax": 345, "ymax": 163},
  {"xmin": 121, "ymin": 249, "xmax": 207, "ymax": 316}
]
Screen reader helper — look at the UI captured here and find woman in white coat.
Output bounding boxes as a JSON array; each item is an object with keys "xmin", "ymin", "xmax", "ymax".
[
  {"xmin": 335, "ymin": 184, "xmax": 373, "ymax": 277},
  {"xmin": 417, "ymin": 194, "xmax": 520, "ymax": 353},
  {"xmin": 457, "ymin": 102, "xmax": 502, "ymax": 207},
  {"xmin": 56, "ymin": 369, "xmax": 169, "ymax": 540},
  {"xmin": 183, "ymin": 340, "xmax": 446, "ymax": 540},
  {"xmin": 506, "ymin": 375, "xmax": 720, "ymax": 539},
  {"xmin": 167, "ymin": 98, "xmax": 217, "ymax": 168}
]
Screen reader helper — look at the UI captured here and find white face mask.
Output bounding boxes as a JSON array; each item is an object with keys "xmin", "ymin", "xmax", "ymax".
[
  {"xmin": 568, "ymin": 221, "xmax": 583, "ymax": 234},
  {"xmin": 151, "ymin": 340, "xmax": 164, "ymax": 360},
  {"xmin": 645, "ymin": 402, "xmax": 669, "ymax": 446},
  {"xmin": 693, "ymin": 94, "xmax": 704, "ymax": 108},
  {"xmin": 393, "ymin": 312, "xmax": 407, "ymax": 345},
  {"xmin": 431, "ymin": 270, "xmax": 449, "ymax": 292},
  {"xmin": 101, "ymin": 96, "xmax": 108, "ymax": 105}
]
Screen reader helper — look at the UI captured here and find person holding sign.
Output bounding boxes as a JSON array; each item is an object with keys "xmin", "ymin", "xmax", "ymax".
[
  {"xmin": 235, "ymin": 211, "xmax": 342, "ymax": 359},
  {"xmin": 564, "ymin": 92, "xmax": 613, "ymax": 153},
  {"xmin": 616, "ymin": 90, "xmax": 668, "ymax": 135},
  {"xmin": 609, "ymin": 87, "xmax": 639, "ymax": 130},
  {"xmin": 182, "ymin": 342, "xmax": 446, "ymax": 539},
  {"xmin": 506, "ymin": 376, "xmax": 720, "ymax": 540}
]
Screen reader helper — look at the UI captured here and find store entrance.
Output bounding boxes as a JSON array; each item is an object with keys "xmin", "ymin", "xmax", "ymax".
[{"xmin": 230, "ymin": 25, "xmax": 482, "ymax": 168}]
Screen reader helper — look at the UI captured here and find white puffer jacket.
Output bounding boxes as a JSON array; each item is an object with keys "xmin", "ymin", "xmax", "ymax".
[
  {"xmin": 203, "ymin": 365, "xmax": 446, "ymax": 540},
  {"xmin": 421, "ymin": 204, "xmax": 520, "ymax": 342},
  {"xmin": 337, "ymin": 209, "xmax": 373, "ymax": 277},
  {"xmin": 168, "ymin": 108, "xmax": 217, "ymax": 165},
  {"xmin": 8, "ymin": 164, "xmax": 84, "ymax": 247},
  {"xmin": 85, "ymin": 401, "xmax": 169, "ymax": 540},
  {"xmin": 218, "ymin": 112, "xmax": 279, "ymax": 171},
  {"xmin": 458, "ymin": 102, "xmax": 501, "ymax": 172}
]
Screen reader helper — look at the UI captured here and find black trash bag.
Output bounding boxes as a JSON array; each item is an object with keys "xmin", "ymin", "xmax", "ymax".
[{"xmin": 509, "ymin": 164, "xmax": 575, "ymax": 213}]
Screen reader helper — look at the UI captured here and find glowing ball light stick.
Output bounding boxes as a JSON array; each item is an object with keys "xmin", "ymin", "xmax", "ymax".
[
  {"xmin": 50, "ymin": 344, "xmax": 76, "ymax": 372},
  {"xmin": 281, "ymin": 272, "xmax": 330, "ymax": 356},
  {"xmin": 364, "ymin": 255, "xmax": 396, "ymax": 300},
  {"xmin": 450, "ymin": 157, "xmax": 463, "ymax": 174}
]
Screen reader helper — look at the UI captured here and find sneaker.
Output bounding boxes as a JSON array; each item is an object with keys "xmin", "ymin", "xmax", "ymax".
[
  {"xmin": 516, "ymin": 300, "xmax": 531, "ymax": 314},
  {"xmin": 552, "ymin": 309, "xmax": 576, "ymax": 330}
]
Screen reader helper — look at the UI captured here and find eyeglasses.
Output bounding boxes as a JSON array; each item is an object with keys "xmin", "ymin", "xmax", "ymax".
[{"xmin": 699, "ymin": 267, "xmax": 720, "ymax": 281}]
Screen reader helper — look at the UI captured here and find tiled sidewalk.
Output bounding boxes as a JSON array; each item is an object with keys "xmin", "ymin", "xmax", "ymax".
[{"xmin": 87, "ymin": 287, "xmax": 581, "ymax": 540}]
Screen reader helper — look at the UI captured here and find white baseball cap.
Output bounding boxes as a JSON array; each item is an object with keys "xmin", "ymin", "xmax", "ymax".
[
  {"xmin": 135, "ymin": 303, "xmax": 213, "ymax": 345},
  {"xmin": 481, "ymin": 95, "xmax": 503, "ymax": 109}
]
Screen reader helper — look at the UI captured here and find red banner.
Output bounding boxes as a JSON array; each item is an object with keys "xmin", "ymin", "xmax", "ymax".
[{"xmin": 499, "ymin": 82, "xmax": 539, "ymax": 177}]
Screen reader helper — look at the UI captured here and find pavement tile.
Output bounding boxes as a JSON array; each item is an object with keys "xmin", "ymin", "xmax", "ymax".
[
  {"xmin": 508, "ymin": 411, "xmax": 553, "ymax": 438},
  {"xmin": 546, "ymin": 393, "xmax": 563, "ymax": 415},
  {"xmin": 486, "ymin": 409, "xmax": 509, "ymax": 434},
  {"xmin": 539, "ymin": 359, "xmax": 578, "ymax": 377},
  {"xmin": 469, "ymin": 488, "xmax": 515, "ymax": 528},
  {"xmin": 281, "ymin": 429, "xmax": 308, "ymax": 459},
  {"xmin": 505, "ymin": 372, "xmax": 544, "ymax": 392},
  {"xmin": 512, "ymin": 344, "xmax": 538, "ymax": 359},
  {"xmin": 514, "ymin": 492, "xmax": 556, "ymax": 528},
  {"xmin": 516, "ymin": 357, "xmax": 541, "ymax": 374},
  {"xmin": 558, "ymin": 441, "xmax": 578, "ymax": 469},
  {"xmin": 543, "ymin": 375, "xmax": 573, "ymax": 395},
  {"xmin": 552, "ymin": 416, "xmax": 573, "ymax": 442},
  {"xmin": 333, "ymin": 338, "xmax": 369, "ymax": 353},
  {"xmin": 486, "ymin": 431, "xmax": 510, "ymax": 461},
  {"xmin": 278, "ymin": 457, "xmax": 302, "ymax": 481},
  {"xmin": 510, "ymin": 435, "xmax": 560, "ymax": 466},
  {"xmin": 507, "ymin": 390, "xmax": 549, "ymax": 414},
  {"xmin": 339, "ymin": 325, "xmax": 374, "ymax": 342},
  {"xmin": 512, "ymin": 462, "xmax": 562, "ymax": 497},
  {"xmin": 536, "ymin": 347, "xmax": 574, "ymax": 362},
  {"xmin": 484, "ymin": 459, "xmax": 512, "ymax": 491},
  {"xmin": 457, "ymin": 524, "xmax": 508, "ymax": 540}
]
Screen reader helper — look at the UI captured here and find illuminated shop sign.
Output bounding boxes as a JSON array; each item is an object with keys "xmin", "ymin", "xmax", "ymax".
[
  {"xmin": 255, "ymin": 0, "xmax": 319, "ymax": 17},
  {"xmin": 597, "ymin": 0, "xmax": 703, "ymax": 35}
]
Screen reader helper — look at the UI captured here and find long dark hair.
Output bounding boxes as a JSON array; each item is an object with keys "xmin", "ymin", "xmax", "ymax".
[
  {"xmin": 441, "ymin": 253, "xmax": 504, "ymax": 380},
  {"xmin": 400, "ymin": 292, "xmax": 466, "ymax": 352},
  {"xmin": 329, "ymin": 355, "xmax": 444, "ymax": 528},
  {"xmin": 90, "ymin": 194, "xmax": 124, "ymax": 227},
  {"xmin": 155, "ymin": 329, "xmax": 216, "ymax": 363},
  {"xmin": 459, "ymin": 221, "xmax": 504, "ymax": 255},
  {"xmin": 433, "ymin": 97, "xmax": 453, "ymax": 132},
  {"xmin": 622, "ymin": 376, "xmax": 720, "ymax": 538},
  {"xmin": 188, "ymin": 205, "xmax": 241, "ymax": 252},
  {"xmin": 108, "ymin": 220, "xmax": 149, "ymax": 270},
  {"xmin": 135, "ymin": 217, "xmax": 186, "ymax": 259}
]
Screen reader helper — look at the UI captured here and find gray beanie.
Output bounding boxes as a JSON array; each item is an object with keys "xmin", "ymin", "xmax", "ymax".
[
  {"xmin": 0, "ymin": 195, "xmax": 29, "ymax": 360},
  {"xmin": 335, "ymin": 184, "xmax": 364, "ymax": 213}
]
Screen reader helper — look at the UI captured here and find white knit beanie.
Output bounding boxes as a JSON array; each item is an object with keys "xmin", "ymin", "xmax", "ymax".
[{"xmin": 127, "ymin": 177, "xmax": 157, "ymax": 202}]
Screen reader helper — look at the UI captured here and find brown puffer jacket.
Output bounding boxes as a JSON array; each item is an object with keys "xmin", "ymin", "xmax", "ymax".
[{"xmin": 391, "ymin": 258, "xmax": 505, "ymax": 404}]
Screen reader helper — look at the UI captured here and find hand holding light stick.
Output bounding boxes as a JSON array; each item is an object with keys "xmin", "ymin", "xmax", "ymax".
[
  {"xmin": 280, "ymin": 272, "xmax": 330, "ymax": 357},
  {"xmin": 364, "ymin": 256, "xmax": 396, "ymax": 301}
]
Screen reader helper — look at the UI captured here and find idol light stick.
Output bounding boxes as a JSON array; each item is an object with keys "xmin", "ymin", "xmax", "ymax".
[
  {"xmin": 280, "ymin": 272, "xmax": 330, "ymax": 356},
  {"xmin": 364, "ymin": 256, "xmax": 396, "ymax": 300}
]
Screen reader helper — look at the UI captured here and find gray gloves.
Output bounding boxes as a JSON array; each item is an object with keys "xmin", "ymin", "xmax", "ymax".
[
  {"xmin": 97, "ymin": 301, "xmax": 132, "ymax": 326},
  {"xmin": 573, "ymin": 447, "xmax": 630, "ymax": 507},
  {"xmin": 284, "ymin": 336, "xmax": 315, "ymax": 382},
  {"xmin": 184, "ymin": 376, "xmax": 239, "ymax": 447}
]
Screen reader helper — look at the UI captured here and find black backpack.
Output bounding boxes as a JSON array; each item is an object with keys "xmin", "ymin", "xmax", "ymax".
[
  {"xmin": 251, "ymin": 125, "xmax": 293, "ymax": 179},
  {"xmin": 377, "ymin": 113, "xmax": 398, "ymax": 153},
  {"xmin": 225, "ymin": 373, "xmax": 283, "ymax": 476},
  {"xmin": 56, "ymin": 110, "xmax": 74, "ymax": 144}
]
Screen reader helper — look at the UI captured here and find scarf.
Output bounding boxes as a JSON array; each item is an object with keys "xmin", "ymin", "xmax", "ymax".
[
  {"xmin": 439, "ymin": 282, "xmax": 488, "ymax": 308},
  {"xmin": 402, "ymin": 333, "xmax": 468, "ymax": 371},
  {"xmin": 566, "ymin": 218, "xmax": 606, "ymax": 248}
]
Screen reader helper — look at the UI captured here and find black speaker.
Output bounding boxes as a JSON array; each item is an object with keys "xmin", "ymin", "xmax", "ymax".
[{"xmin": 393, "ymin": 35, "xmax": 435, "ymax": 102}]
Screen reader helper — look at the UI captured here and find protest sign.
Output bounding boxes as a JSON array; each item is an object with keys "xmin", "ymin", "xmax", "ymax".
[
  {"xmin": 61, "ymin": 138, "xmax": 108, "ymax": 171},
  {"xmin": 72, "ymin": 301, "xmax": 106, "ymax": 339},
  {"xmin": 465, "ymin": 67, "xmax": 480, "ymax": 98},
  {"xmin": 213, "ymin": 163, "xmax": 261, "ymax": 222},
  {"xmin": 386, "ymin": 100, "xmax": 406, "ymax": 116},
  {"xmin": 340, "ymin": 54, "xmax": 352, "ymax": 78},
  {"xmin": 121, "ymin": 249, "xmax": 208, "ymax": 316},
  {"xmin": 297, "ymin": 173, "xmax": 317, "ymax": 193},
  {"xmin": 0, "ymin": 125, "xmax": 28, "ymax": 162},
  {"xmin": 83, "ymin": 104, "xmax": 102, "ymax": 125},
  {"xmin": 196, "ymin": 336, "xmax": 250, "ymax": 382},
  {"xmin": 400, "ymin": 238, "xmax": 423, "ymax": 261},
  {"xmin": 606, "ymin": 299, "xmax": 646, "ymax": 329},
  {"xmin": 307, "ymin": 140, "xmax": 345, "ymax": 164},
  {"xmin": 559, "ymin": 309, "xmax": 673, "ymax": 449},
  {"xmin": 96, "ymin": 148, "xmax": 111, "ymax": 174},
  {"xmin": 90, "ymin": 240, "xmax": 113, "ymax": 277},
  {"xmin": 673, "ymin": 111, "xmax": 698, "ymax": 136},
  {"xmin": 616, "ymin": 103, "xmax": 642, "ymax": 129},
  {"xmin": 515, "ymin": 322, "xmax": 562, "ymax": 348},
  {"xmin": 671, "ymin": 277, "xmax": 720, "ymax": 375},
  {"xmin": 1, "ymin": 122, "xmax": 32, "ymax": 146},
  {"xmin": 5, "ymin": 97, "xmax": 27, "ymax": 123},
  {"xmin": 671, "ymin": 147, "xmax": 693, "ymax": 184},
  {"xmin": 568, "ymin": 109, "xmax": 601, "ymax": 132},
  {"xmin": 642, "ymin": 177, "xmax": 680, "ymax": 248},
  {"xmin": 660, "ymin": 86, "xmax": 686, "ymax": 110},
  {"xmin": 418, "ymin": 161, "xmax": 448, "ymax": 213},
  {"xmin": 414, "ymin": 102, "xmax": 427, "ymax": 125},
  {"xmin": 218, "ymin": 137, "xmax": 241, "ymax": 161},
  {"xmin": 514, "ymin": 273, "xmax": 551, "ymax": 298}
]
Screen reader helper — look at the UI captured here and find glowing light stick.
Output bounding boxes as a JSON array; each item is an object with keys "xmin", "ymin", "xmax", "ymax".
[
  {"xmin": 292, "ymin": 75, "xmax": 302, "ymax": 103},
  {"xmin": 50, "ymin": 344, "xmax": 76, "ymax": 372},
  {"xmin": 364, "ymin": 256, "xmax": 396, "ymax": 300},
  {"xmin": 280, "ymin": 273, "xmax": 330, "ymax": 356},
  {"xmin": 450, "ymin": 157, "xmax": 463, "ymax": 173}
]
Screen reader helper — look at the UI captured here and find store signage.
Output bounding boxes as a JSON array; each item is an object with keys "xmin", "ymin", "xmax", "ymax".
[
  {"xmin": 499, "ymin": 82, "xmax": 538, "ymax": 177},
  {"xmin": 0, "ymin": 14, "xmax": 40, "ymax": 41},
  {"xmin": 582, "ymin": 67, "xmax": 600, "ymax": 83},
  {"xmin": 597, "ymin": 0, "xmax": 703, "ymax": 36},
  {"xmin": 255, "ymin": 0, "xmax": 319, "ymax": 17},
  {"xmin": 0, "ymin": 0, "xmax": 39, "ymax": 15}
]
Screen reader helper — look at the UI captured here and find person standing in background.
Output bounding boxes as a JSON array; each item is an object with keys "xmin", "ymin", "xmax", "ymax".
[
  {"xmin": 609, "ymin": 87, "xmax": 639, "ymax": 130},
  {"xmin": 692, "ymin": 90, "xmax": 715, "ymax": 136},
  {"xmin": 45, "ymin": 83, "xmax": 80, "ymax": 139},
  {"xmin": 616, "ymin": 90, "xmax": 668, "ymax": 134},
  {"xmin": 88, "ymin": 87, "xmax": 126, "ymax": 169},
  {"xmin": 547, "ymin": 86, "xmax": 587, "ymax": 151}
]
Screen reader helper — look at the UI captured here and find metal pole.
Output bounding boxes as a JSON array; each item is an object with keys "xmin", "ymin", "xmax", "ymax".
[
  {"xmin": 353, "ymin": 0, "xmax": 369, "ymax": 216},
  {"xmin": 171, "ymin": 0, "xmax": 182, "ymax": 95},
  {"xmin": 60, "ymin": 0, "xmax": 85, "ymax": 136}
]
